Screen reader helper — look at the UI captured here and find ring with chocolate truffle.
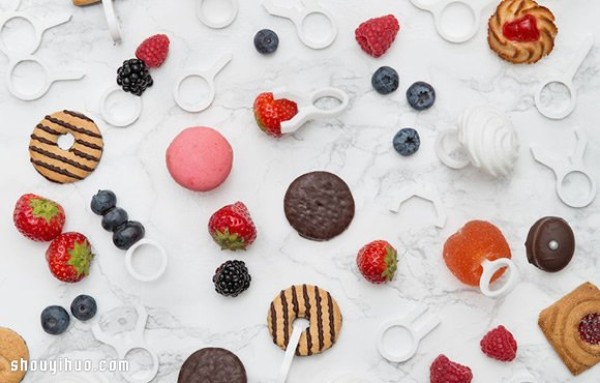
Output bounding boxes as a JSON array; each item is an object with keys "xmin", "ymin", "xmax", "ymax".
[
  {"xmin": 525, "ymin": 216, "xmax": 575, "ymax": 272},
  {"xmin": 178, "ymin": 348, "xmax": 247, "ymax": 383}
]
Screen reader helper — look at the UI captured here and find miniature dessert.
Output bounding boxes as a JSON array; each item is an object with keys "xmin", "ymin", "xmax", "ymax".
[
  {"xmin": 166, "ymin": 127, "xmax": 233, "ymax": 192},
  {"xmin": 13, "ymin": 193, "xmax": 65, "ymax": 242},
  {"xmin": 356, "ymin": 240, "xmax": 398, "ymax": 284},
  {"xmin": 267, "ymin": 284, "xmax": 343, "ymax": 356},
  {"xmin": 0, "ymin": 327, "xmax": 29, "ymax": 383},
  {"xmin": 443, "ymin": 220, "xmax": 511, "ymax": 286},
  {"xmin": 29, "ymin": 111, "xmax": 103, "ymax": 184},
  {"xmin": 178, "ymin": 348, "xmax": 247, "ymax": 383},
  {"xmin": 208, "ymin": 202, "xmax": 257, "ymax": 251},
  {"xmin": 355, "ymin": 15, "xmax": 400, "ymax": 58},
  {"xmin": 539, "ymin": 282, "xmax": 600, "ymax": 375},
  {"xmin": 284, "ymin": 171, "xmax": 355, "ymax": 241},
  {"xmin": 488, "ymin": 0, "xmax": 557, "ymax": 64},
  {"xmin": 526, "ymin": 217, "xmax": 575, "ymax": 272},
  {"xmin": 46, "ymin": 232, "xmax": 94, "ymax": 283},
  {"xmin": 480, "ymin": 325, "xmax": 517, "ymax": 362},
  {"xmin": 254, "ymin": 92, "xmax": 298, "ymax": 137}
]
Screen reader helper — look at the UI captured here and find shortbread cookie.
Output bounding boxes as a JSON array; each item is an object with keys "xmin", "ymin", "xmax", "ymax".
[
  {"xmin": 488, "ymin": 0, "xmax": 558, "ymax": 64},
  {"xmin": 0, "ymin": 327, "xmax": 29, "ymax": 383},
  {"xmin": 539, "ymin": 282, "xmax": 600, "ymax": 375},
  {"xmin": 268, "ymin": 284, "xmax": 343, "ymax": 356},
  {"xmin": 178, "ymin": 348, "xmax": 247, "ymax": 383},
  {"xmin": 29, "ymin": 110, "xmax": 103, "ymax": 184}
]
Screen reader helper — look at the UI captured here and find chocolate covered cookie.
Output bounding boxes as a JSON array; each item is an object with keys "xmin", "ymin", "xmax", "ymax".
[
  {"xmin": 0, "ymin": 327, "xmax": 29, "ymax": 383},
  {"xmin": 526, "ymin": 216, "xmax": 575, "ymax": 272},
  {"xmin": 29, "ymin": 110, "xmax": 103, "ymax": 184},
  {"xmin": 284, "ymin": 171, "xmax": 355, "ymax": 241},
  {"xmin": 178, "ymin": 348, "xmax": 247, "ymax": 383}
]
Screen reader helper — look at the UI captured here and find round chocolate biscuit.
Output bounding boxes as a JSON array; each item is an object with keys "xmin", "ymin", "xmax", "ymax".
[
  {"xmin": 284, "ymin": 171, "xmax": 355, "ymax": 241},
  {"xmin": 526, "ymin": 216, "xmax": 575, "ymax": 272},
  {"xmin": 0, "ymin": 327, "xmax": 29, "ymax": 383},
  {"xmin": 178, "ymin": 348, "xmax": 247, "ymax": 383}
]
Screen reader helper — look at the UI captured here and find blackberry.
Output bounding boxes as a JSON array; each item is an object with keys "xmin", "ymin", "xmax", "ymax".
[
  {"xmin": 213, "ymin": 260, "xmax": 251, "ymax": 297},
  {"xmin": 116, "ymin": 58, "xmax": 153, "ymax": 96}
]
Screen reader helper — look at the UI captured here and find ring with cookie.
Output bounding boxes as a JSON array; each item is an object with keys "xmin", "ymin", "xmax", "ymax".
[
  {"xmin": 539, "ymin": 282, "xmax": 600, "ymax": 375},
  {"xmin": 0, "ymin": 327, "xmax": 29, "ymax": 383},
  {"xmin": 29, "ymin": 110, "xmax": 104, "ymax": 184},
  {"xmin": 488, "ymin": 0, "xmax": 558, "ymax": 64},
  {"xmin": 267, "ymin": 284, "xmax": 343, "ymax": 356}
]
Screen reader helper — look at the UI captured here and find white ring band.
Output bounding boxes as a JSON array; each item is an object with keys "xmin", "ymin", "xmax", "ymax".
[
  {"xmin": 125, "ymin": 239, "xmax": 168, "ymax": 282},
  {"xmin": 102, "ymin": 0, "xmax": 122, "ymax": 43},
  {"xmin": 100, "ymin": 86, "xmax": 143, "ymax": 127},
  {"xmin": 197, "ymin": 0, "xmax": 238, "ymax": 29}
]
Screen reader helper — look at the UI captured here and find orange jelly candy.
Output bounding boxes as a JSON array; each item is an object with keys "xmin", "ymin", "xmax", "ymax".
[{"xmin": 443, "ymin": 220, "xmax": 511, "ymax": 287}]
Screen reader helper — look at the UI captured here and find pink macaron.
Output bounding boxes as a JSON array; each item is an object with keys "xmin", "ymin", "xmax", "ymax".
[{"xmin": 166, "ymin": 127, "xmax": 233, "ymax": 191}]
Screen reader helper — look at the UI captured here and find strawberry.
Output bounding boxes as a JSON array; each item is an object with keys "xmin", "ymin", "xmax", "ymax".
[
  {"xmin": 208, "ymin": 202, "xmax": 257, "ymax": 251},
  {"xmin": 253, "ymin": 92, "xmax": 298, "ymax": 137},
  {"xmin": 480, "ymin": 325, "xmax": 518, "ymax": 362},
  {"xmin": 135, "ymin": 34, "xmax": 170, "ymax": 68},
  {"xmin": 13, "ymin": 193, "xmax": 65, "ymax": 242},
  {"xmin": 46, "ymin": 232, "xmax": 94, "ymax": 283},
  {"xmin": 356, "ymin": 240, "xmax": 397, "ymax": 284},
  {"xmin": 355, "ymin": 15, "xmax": 400, "ymax": 58},
  {"xmin": 430, "ymin": 355, "xmax": 473, "ymax": 383}
]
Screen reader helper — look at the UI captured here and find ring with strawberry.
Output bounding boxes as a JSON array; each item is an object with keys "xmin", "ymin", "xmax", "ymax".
[
  {"xmin": 46, "ymin": 232, "xmax": 95, "ymax": 283},
  {"xmin": 13, "ymin": 193, "xmax": 65, "ymax": 242},
  {"xmin": 253, "ymin": 92, "xmax": 298, "ymax": 137},
  {"xmin": 356, "ymin": 240, "xmax": 398, "ymax": 284}
]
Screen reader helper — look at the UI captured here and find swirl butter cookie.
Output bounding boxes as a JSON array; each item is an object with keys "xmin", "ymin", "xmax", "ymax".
[
  {"xmin": 488, "ymin": 0, "xmax": 557, "ymax": 64},
  {"xmin": 268, "ymin": 284, "xmax": 343, "ymax": 356},
  {"xmin": 0, "ymin": 327, "xmax": 29, "ymax": 383},
  {"xmin": 539, "ymin": 282, "xmax": 600, "ymax": 375},
  {"xmin": 29, "ymin": 110, "xmax": 104, "ymax": 184}
]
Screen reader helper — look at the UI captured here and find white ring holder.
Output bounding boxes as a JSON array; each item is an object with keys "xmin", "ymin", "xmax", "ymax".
[
  {"xmin": 377, "ymin": 306, "xmax": 440, "ymax": 363},
  {"xmin": 196, "ymin": 0, "xmax": 239, "ymax": 29},
  {"xmin": 276, "ymin": 319, "xmax": 309, "ymax": 383},
  {"xmin": 479, "ymin": 258, "xmax": 519, "ymax": 298},
  {"xmin": 530, "ymin": 129, "xmax": 597, "ymax": 208},
  {"xmin": 435, "ymin": 129, "xmax": 470, "ymax": 169},
  {"xmin": 174, "ymin": 53, "xmax": 232, "ymax": 112},
  {"xmin": 0, "ymin": 4, "xmax": 85, "ymax": 101},
  {"xmin": 409, "ymin": 0, "xmax": 495, "ymax": 43},
  {"xmin": 272, "ymin": 87, "xmax": 349, "ymax": 134},
  {"xmin": 389, "ymin": 183, "xmax": 447, "ymax": 229},
  {"xmin": 125, "ymin": 239, "xmax": 168, "ymax": 282},
  {"xmin": 92, "ymin": 304, "xmax": 159, "ymax": 383},
  {"xmin": 101, "ymin": 0, "xmax": 122, "ymax": 43},
  {"xmin": 100, "ymin": 86, "xmax": 143, "ymax": 127},
  {"xmin": 262, "ymin": 0, "xmax": 337, "ymax": 49},
  {"xmin": 535, "ymin": 35, "xmax": 594, "ymax": 120}
]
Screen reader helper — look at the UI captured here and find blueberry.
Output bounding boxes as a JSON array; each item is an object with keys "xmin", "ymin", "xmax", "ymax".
[
  {"xmin": 113, "ymin": 221, "xmax": 145, "ymax": 250},
  {"xmin": 101, "ymin": 207, "xmax": 128, "ymax": 232},
  {"xmin": 372, "ymin": 66, "xmax": 399, "ymax": 95},
  {"xmin": 406, "ymin": 81, "xmax": 436, "ymax": 110},
  {"xmin": 70, "ymin": 295, "xmax": 97, "ymax": 322},
  {"xmin": 91, "ymin": 190, "xmax": 117, "ymax": 215},
  {"xmin": 254, "ymin": 29, "xmax": 279, "ymax": 55},
  {"xmin": 41, "ymin": 305, "xmax": 70, "ymax": 335},
  {"xmin": 393, "ymin": 128, "xmax": 421, "ymax": 156}
]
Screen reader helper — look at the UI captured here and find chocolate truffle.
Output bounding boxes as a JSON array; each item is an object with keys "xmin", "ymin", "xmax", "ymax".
[{"xmin": 525, "ymin": 216, "xmax": 575, "ymax": 272}]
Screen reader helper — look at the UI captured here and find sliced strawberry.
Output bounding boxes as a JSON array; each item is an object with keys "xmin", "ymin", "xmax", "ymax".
[
  {"xmin": 253, "ymin": 92, "xmax": 298, "ymax": 137},
  {"xmin": 13, "ymin": 193, "xmax": 65, "ymax": 242}
]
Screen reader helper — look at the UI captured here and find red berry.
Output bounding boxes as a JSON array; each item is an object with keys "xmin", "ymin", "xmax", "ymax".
[
  {"xmin": 208, "ymin": 202, "xmax": 257, "ymax": 251},
  {"xmin": 356, "ymin": 240, "xmax": 397, "ymax": 284},
  {"xmin": 46, "ymin": 232, "xmax": 94, "ymax": 283},
  {"xmin": 355, "ymin": 15, "xmax": 400, "ymax": 58},
  {"xmin": 480, "ymin": 325, "xmax": 518, "ymax": 362},
  {"xmin": 502, "ymin": 14, "xmax": 540, "ymax": 42},
  {"xmin": 253, "ymin": 92, "xmax": 298, "ymax": 137},
  {"xmin": 430, "ymin": 355, "xmax": 473, "ymax": 383},
  {"xmin": 135, "ymin": 34, "xmax": 170, "ymax": 68},
  {"xmin": 13, "ymin": 193, "xmax": 65, "ymax": 242}
]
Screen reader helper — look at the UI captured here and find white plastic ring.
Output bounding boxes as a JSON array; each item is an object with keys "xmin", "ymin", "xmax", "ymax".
[
  {"xmin": 125, "ymin": 239, "xmax": 168, "ymax": 282},
  {"xmin": 102, "ymin": 0, "xmax": 122, "ymax": 43},
  {"xmin": 479, "ymin": 258, "xmax": 518, "ymax": 298},
  {"xmin": 435, "ymin": 129, "xmax": 470, "ymax": 169},
  {"xmin": 100, "ymin": 86, "xmax": 143, "ymax": 127},
  {"xmin": 197, "ymin": 0, "xmax": 239, "ymax": 29}
]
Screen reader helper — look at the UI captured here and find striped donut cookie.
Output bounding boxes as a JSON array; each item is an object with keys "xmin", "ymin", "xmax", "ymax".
[
  {"xmin": 488, "ymin": 0, "xmax": 557, "ymax": 64},
  {"xmin": 0, "ymin": 327, "xmax": 29, "ymax": 383},
  {"xmin": 29, "ymin": 110, "xmax": 104, "ymax": 184},
  {"xmin": 267, "ymin": 284, "xmax": 342, "ymax": 356}
]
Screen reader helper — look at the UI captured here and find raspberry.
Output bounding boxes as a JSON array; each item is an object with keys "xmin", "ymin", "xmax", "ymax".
[
  {"xmin": 355, "ymin": 15, "xmax": 400, "ymax": 58},
  {"xmin": 480, "ymin": 325, "xmax": 518, "ymax": 362},
  {"xmin": 135, "ymin": 34, "xmax": 170, "ymax": 68},
  {"xmin": 430, "ymin": 355, "xmax": 473, "ymax": 383}
]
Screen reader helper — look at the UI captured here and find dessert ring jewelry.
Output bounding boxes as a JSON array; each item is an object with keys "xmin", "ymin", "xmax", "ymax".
[
  {"xmin": 197, "ymin": 0, "xmax": 239, "ymax": 29},
  {"xmin": 125, "ymin": 239, "xmax": 168, "ymax": 282}
]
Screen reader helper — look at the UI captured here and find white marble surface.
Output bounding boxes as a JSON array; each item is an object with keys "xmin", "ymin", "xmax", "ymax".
[{"xmin": 1, "ymin": 0, "xmax": 600, "ymax": 382}]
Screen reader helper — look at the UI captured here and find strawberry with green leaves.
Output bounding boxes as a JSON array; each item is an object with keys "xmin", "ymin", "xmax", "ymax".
[
  {"xmin": 46, "ymin": 232, "xmax": 94, "ymax": 283},
  {"xmin": 356, "ymin": 240, "xmax": 398, "ymax": 284},
  {"xmin": 208, "ymin": 202, "xmax": 257, "ymax": 251},
  {"xmin": 253, "ymin": 92, "xmax": 298, "ymax": 137},
  {"xmin": 13, "ymin": 193, "xmax": 65, "ymax": 242}
]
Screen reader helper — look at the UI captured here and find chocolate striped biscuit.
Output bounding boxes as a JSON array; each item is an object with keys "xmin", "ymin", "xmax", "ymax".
[
  {"xmin": 267, "ymin": 284, "xmax": 342, "ymax": 356},
  {"xmin": 29, "ymin": 110, "xmax": 103, "ymax": 184}
]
